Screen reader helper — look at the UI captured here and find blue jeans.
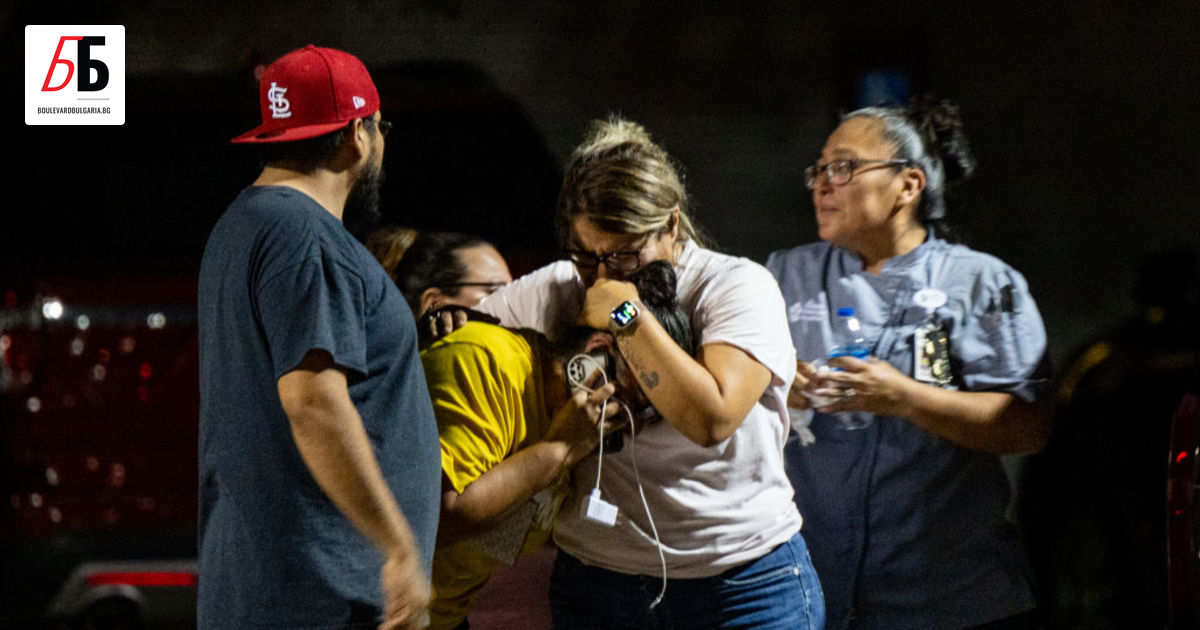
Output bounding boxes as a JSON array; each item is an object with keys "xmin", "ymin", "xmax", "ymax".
[{"xmin": 549, "ymin": 531, "xmax": 825, "ymax": 630}]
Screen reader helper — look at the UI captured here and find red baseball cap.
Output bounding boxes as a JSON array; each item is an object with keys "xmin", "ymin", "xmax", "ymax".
[{"xmin": 232, "ymin": 45, "xmax": 380, "ymax": 144}]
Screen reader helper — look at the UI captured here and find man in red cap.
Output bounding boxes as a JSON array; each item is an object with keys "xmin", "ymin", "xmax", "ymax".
[{"xmin": 198, "ymin": 45, "xmax": 440, "ymax": 630}]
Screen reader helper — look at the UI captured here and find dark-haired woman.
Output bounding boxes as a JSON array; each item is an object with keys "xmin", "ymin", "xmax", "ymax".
[
  {"xmin": 367, "ymin": 228, "xmax": 513, "ymax": 336},
  {"xmin": 767, "ymin": 98, "xmax": 1051, "ymax": 630}
]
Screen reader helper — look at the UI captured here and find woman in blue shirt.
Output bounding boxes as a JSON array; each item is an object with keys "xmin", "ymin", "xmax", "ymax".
[{"xmin": 767, "ymin": 97, "xmax": 1051, "ymax": 630}]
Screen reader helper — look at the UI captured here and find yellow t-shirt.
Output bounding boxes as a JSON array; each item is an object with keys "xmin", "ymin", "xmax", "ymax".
[{"xmin": 420, "ymin": 322, "xmax": 557, "ymax": 630}]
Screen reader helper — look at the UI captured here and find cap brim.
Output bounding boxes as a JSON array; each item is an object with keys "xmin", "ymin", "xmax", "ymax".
[{"xmin": 230, "ymin": 120, "xmax": 351, "ymax": 144}]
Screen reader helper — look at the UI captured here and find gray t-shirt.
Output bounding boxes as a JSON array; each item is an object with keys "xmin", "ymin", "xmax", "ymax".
[{"xmin": 197, "ymin": 186, "xmax": 440, "ymax": 629}]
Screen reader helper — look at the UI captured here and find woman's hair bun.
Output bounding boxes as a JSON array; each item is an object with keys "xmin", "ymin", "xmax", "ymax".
[
  {"xmin": 630, "ymin": 260, "xmax": 677, "ymax": 309},
  {"xmin": 630, "ymin": 259, "xmax": 695, "ymax": 356},
  {"xmin": 581, "ymin": 117, "xmax": 656, "ymax": 155},
  {"xmin": 906, "ymin": 95, "xmax": 976, "ymax": 184}
]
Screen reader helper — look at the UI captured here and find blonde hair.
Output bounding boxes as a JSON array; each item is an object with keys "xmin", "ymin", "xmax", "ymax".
[
  {"xmin": 365, "ymin": 224, "xmax": 419, "ymax": 281},
  {"xmin": 556, "ymin": 116, "xmax": 707, "ymax": 247}
]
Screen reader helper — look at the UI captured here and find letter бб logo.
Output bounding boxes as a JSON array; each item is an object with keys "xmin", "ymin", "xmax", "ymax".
[{"xmin": 25, "ymin": 25, "xmax": 125, "ymax": 125}]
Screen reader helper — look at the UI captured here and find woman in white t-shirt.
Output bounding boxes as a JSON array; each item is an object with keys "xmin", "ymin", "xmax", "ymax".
[{"xmin": 475, "ymin": 117, "xmax": 825, "ymax": 630}]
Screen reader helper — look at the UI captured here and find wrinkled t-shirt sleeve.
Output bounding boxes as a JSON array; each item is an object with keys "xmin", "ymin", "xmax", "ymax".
[
  {"xmin": 475, "ymin": 261, "xmax": 582, "ymax": 336},
  {"xmin": 956, "ymin": 267, "xmax": 1049, "ymax": 402},
  {"xmin": 421, "ymin": 342, "xmax": 519, "ymax": 493},
  {"xmin": 258, "ymin": 250, "xmax": 368, "ymax": 380},
  {"xmin": 694, "ymin": 262, "xmax": 797, "ymax": 386}
]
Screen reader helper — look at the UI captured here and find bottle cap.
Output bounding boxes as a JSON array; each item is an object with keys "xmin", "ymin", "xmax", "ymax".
[{"xmin": 836, "ymin": 307, "xmax": 856, "ymax": 317}]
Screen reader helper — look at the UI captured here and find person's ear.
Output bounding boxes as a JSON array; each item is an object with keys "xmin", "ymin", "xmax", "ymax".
[
  {"xmin": 896, "ymin": 166, "xmax": 926, "ymax": 209},
  {"xmin": 419, "ymin": 287, "xmax": 447, "ymax": 316},
  {"xmin": 347, "ymin": 117, "xmax": 371, "ymax": 162}
]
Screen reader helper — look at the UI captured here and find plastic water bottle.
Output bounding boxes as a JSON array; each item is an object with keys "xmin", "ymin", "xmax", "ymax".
[
  {"xmin": 828, "ymin": 307, "xmax": 871, "ymax": 430},
  {"xmin": 830, "ymin": 308, "xmax": 870, "ymax": 360}
]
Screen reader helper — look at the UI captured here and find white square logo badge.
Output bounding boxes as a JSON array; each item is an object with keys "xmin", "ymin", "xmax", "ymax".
[{"xmin": 25, "ymin": 25, "xmax": 125, "ymax": 126}]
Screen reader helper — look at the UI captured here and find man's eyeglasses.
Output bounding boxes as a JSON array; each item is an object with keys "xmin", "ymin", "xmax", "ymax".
[
  {"xmin": 378, "ymin": 120, "xmax": 393, "ymax": 138},
  {"xmin": 564, "ymin": 234, "xmax": 653, "ymax": 272},
  {"xmin": 803, "ymin": 158, "xmax": 912, "ymax": 189}
]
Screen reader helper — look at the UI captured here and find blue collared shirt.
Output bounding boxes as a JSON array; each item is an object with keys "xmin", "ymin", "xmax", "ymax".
[{"xmin": 766, "ymin": 236, "xmax": 1048, "ymax": 630}]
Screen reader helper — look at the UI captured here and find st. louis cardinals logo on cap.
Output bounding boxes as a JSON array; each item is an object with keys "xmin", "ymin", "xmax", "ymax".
[
  {"xmin": 232, "ymin": 45, "xmax": 379, "ymax": 144},
  {"xmin": 267, "ymin": 82, "xmax": 291, "ymax": 119}
]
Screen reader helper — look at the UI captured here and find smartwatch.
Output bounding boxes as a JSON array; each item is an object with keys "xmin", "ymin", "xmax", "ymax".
[{"xmin": 609, "ymin": 300, "xmax": 640, "ymax": 329}]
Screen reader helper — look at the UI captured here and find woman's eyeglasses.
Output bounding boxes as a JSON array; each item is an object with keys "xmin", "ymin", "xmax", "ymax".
[
  {"xmin": 439, "ymin": 281, "xmax": 507, "ymax": 295},
  {"xmin": 803, "ymin": 158, "xmax": 912, "ymax": 189},
  {"xmin": 563, "ymin": 234, "xmax": 654, "ymax": 272}
]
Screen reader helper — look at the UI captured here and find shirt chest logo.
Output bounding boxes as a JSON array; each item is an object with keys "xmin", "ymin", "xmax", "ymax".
[{"xmin": 787, "ymin": 297, "xmax": 825, "ymax": 323}]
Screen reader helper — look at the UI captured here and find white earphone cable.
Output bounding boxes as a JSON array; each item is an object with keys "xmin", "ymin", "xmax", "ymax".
[
  {"xmin": 566, "ymin": 353, "xmax": 667, "ymax": 608},
  {"xmin": 624, "ymin": 404, "xmax": 668, "ymax": 608}
]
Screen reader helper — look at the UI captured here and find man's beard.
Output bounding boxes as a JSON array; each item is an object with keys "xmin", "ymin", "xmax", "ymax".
[{"xmin": 343, "ymin": 148, "xmax": 384, "ymax": 241}]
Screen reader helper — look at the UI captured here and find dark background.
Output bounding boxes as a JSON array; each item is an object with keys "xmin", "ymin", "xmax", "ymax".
[
  {"xmin": 4, "ymin": 1, "xmax": 1200, "ymax": 628},
  {"xmin": 5, "ymin": 0, "xmax": 1198, "ymax": 366}
]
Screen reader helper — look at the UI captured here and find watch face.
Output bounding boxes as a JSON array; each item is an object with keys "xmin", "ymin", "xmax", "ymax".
[{"xmin": 611, "ymin": 301, "xmax": 639, "ymax": 327}]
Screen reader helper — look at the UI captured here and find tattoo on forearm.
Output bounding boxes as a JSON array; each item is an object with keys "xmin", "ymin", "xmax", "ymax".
[{"xmin": 617, "ymin": 335, "xmax": 658, "ymax": 389}]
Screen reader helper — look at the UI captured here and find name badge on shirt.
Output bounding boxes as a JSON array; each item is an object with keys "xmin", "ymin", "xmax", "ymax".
[
  {"xmin": 913, "ymin": 288, "xmax": 953, "ymax": 387},
  {"xmin": 914, "ymin": 320, "xmax": 953, "ymax": 386}
]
